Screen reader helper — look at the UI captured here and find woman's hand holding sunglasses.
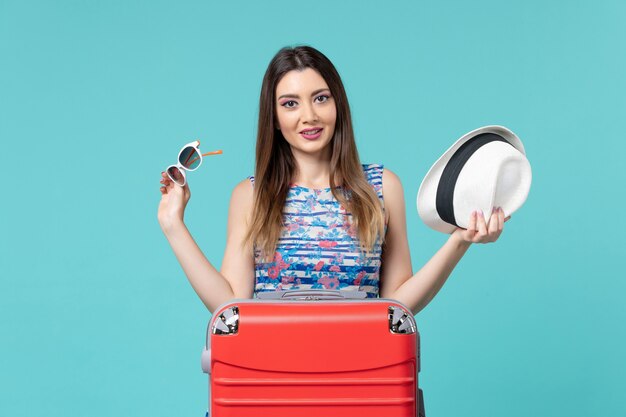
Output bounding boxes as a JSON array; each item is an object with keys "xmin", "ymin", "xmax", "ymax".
[
  {"xmin": 158, "ymin": 169, "xmax": 192, "ymax": 233},
  {"xmin": 157, "ymin": 140, "xmax": 222, "ymax": 233}
]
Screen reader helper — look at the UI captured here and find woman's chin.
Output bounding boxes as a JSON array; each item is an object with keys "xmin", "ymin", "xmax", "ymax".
[{"xmin": 291, "ymin": 140, "xmax": 332, "ymax": 157}]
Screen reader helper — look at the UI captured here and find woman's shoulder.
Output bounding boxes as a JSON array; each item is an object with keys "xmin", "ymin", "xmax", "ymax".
[
  {"xmin": 380, "ymin": 167, "xmax": 404, "ymax": 217},
  {"xmin": 363, "ymin": 164, "xmax": 404, "ymax": 201},
  {"xmin": 380, "ymin": 166, "xmax": 401, "ymax": 188},
  {"xmin": 379, "ymin": 166, "xmax": 403, "ymax": 198},
  {"xmin": 230, "ymin": 177, "xmax": 254, "ymax": 206}
]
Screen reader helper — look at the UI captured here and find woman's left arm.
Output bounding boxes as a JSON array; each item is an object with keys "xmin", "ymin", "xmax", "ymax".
[{"xmin": 378, "ymin": 169, "xmax": 509, "ymax": 314}]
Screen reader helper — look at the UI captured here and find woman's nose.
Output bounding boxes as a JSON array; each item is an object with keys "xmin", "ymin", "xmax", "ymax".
[{"xmin": 301, "ymin": 102, "xmax": 319, "ymax": 123}]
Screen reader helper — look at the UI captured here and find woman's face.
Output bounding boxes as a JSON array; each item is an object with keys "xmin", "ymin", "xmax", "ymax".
[{"xmin": 275, "ymin": 68, "xmax": 337, "ymax": 159}]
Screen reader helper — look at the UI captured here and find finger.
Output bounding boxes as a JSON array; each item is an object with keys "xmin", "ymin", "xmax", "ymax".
[
  {"xmin": 160, "ymin": 186, "xmax": 167, "ymax": 194},
  {"xmin": 467, "ymin": 211, "xmax": 477, "ymax": 234},
  {"xmin": 161, "ymin": 171, "xmax": 173, "ymax": 187},
  {"xmin": 488, "ymin": 207, "xmax": 499, "ymax": 235},
  {"xmin": 491, "ymin": 207, "xmax": 504, "ymax": 242},
  {"xmin": 476, "ymin": 210, "xmax": 487, "ymax": 242}
]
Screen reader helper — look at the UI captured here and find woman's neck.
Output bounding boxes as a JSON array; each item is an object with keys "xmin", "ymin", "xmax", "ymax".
[{"xmin": 291, "ymin": 148, "xmax": 333, "ymax": 188}]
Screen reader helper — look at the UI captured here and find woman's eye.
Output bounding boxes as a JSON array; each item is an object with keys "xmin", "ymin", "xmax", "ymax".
[
  {"xmin": 282, "ymin": 100, "xmax": 297, "ymax": 108},
  {"xmin": 315, "ymin": 95, "xmax": 330, "ymax": 103}
]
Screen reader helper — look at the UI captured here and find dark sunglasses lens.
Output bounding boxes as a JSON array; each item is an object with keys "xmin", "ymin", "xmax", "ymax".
[
  {"xmin": 167, "ymin": 166, "xmax": 185, "ymax": 185},
  {"xmin": 179, "ymin": 146, "xmax": 201, "ymax": 170}
]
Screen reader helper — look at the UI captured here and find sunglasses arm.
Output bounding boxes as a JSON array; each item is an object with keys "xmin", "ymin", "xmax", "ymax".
[{"xmin": 201, "ymin": 150, "xmax": 223, "ymax": 157}]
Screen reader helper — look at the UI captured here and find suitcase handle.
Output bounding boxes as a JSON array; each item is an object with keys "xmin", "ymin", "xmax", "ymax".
[{"xmin": 256, "ymin": 289, "xmax": 368, "ymax": 300}]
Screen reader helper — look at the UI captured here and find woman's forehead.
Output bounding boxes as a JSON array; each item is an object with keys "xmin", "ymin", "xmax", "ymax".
[{"xmin": 276, "ymin": 68, "xmax": 329, "ymax": 97}]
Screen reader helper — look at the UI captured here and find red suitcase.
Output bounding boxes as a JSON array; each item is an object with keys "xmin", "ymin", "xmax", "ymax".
[{"xmin": 201, "ymin": 290, "xmax": 425, "ymax": 417}]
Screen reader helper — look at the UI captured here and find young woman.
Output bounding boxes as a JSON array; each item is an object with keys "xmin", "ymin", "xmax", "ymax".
[{"xmin": 157, "ymin": 45, "xmax": 509, "ymax": 315}]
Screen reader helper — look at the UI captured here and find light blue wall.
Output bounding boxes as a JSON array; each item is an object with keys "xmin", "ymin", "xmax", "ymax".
[{"xmin": 1, "ymin": 1, "xmax": 624, "ymax": 416}]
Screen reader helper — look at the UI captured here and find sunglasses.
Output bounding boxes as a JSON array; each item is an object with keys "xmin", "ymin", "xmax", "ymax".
[{"xmin": 166, "ymin": 140, "xmax": 222, "ymax": 186}]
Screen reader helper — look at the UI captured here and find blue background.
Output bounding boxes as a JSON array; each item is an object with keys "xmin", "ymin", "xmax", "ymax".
[{"xmin": 1, "ymin": 1, "xmax": 625, "ymax": 416}]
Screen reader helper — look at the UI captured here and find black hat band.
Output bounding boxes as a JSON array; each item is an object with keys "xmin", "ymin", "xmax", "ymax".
[{"xmin": 435, "ymin": 133, "xmax": 513, "ymax": 227}]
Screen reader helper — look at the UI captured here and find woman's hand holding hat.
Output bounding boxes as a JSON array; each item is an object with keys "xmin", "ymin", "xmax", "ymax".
[
  {"xmin": 451, "ymin": 207, "xmax": 511, "ymax": 244},
  {"xmin": 417, "ymin": 125, "xmax": 531, "ymax": 234}
]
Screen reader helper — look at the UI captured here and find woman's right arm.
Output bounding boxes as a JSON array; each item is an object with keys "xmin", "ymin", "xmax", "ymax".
[{"xmin": 158, "ymin": 172, "xmax": 255, "ymax": 313}]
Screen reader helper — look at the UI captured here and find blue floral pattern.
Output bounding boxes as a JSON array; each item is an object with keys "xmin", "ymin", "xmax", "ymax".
[{"xmin": 251, "ymin": 164, "xmax": 385, "ymax": 298}]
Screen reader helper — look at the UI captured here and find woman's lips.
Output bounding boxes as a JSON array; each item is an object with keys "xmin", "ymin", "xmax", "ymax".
[{"xmin": 300, "ymin": 128, "xmax": 323, "ymax": 140}]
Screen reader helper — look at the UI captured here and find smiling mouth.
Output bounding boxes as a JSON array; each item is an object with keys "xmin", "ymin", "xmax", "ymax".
[{"xmin": 301, "ymin": 128, "xmax": 323, "ymax": 134}]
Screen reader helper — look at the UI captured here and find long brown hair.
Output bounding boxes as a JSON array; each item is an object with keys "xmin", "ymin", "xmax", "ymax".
[{"xmin": 246, "ymin": 45, "xmax": 385, "ymax": 259}]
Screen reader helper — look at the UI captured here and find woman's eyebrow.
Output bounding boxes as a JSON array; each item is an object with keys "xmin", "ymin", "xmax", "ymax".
[{"xmin": 277, "ymin": 88, "xmax": 330, "ymax": 100}]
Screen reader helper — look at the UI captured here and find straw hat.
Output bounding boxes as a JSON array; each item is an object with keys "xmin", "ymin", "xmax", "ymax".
[{"xmin": 417, "ymin": 125, "xmax": 532, "ymax": 233}]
